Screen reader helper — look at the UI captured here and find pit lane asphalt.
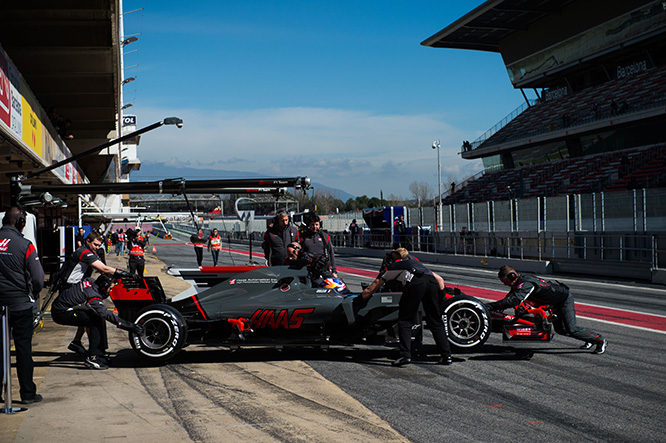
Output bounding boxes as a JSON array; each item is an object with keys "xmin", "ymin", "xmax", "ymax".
[{"xmin": 153, "ymin": 234, "xmax": 666, "ymax": 442}]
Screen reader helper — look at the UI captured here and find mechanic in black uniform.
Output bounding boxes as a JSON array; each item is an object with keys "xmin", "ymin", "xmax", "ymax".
[
  {"xmin": 51, "ymin": 275, "xmax": 143, "ymax": 369},
  {"xmin": 0, "ymin": 207, "xmax": 45, "ymax": 403},
  {"xmin": 488, "ymin": 265, "xmax": 607, "ymax": 354},
  {"xmin": 127, "ymin": 229, "xmax": 147, "ymax": 277},
  {"xmin": 300, "ymin": 213, "xmax": 337, "ymax": 280},
  {"xmin": 55, "ymin": 231, "xmax": 133, "ymax": 356},
  {"xmin": 262, "ymin": 210, "xmax": 299, "ymax": 266},
  {"xmin": 360, "ymin": 248, "xmax": 453, "ymax": 366},
  {"xmin": 190, "ymin": 228, "xmax": 206, "ymax": 267}
]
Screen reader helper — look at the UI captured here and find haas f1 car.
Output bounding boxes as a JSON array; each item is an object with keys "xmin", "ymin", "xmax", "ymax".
[{"xmin": 110, "ymin": 265, "xmax": 557, "ymax": 361}]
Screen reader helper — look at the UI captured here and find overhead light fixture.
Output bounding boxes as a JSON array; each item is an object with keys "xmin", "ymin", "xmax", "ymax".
[
  {"xmin": 122, "ymin": 77, "xmax": 136, "ymax": 85},
  {"xmin": 121, "ymin": 104, "xmax": 133, "ymax": 110},
  {"xmin": 163, "ymin": 117, "xmax": 183, "ymax": 128},
  {"xmin": 122, "ymin": 36, "xmax": 138, "ymax": 46}
]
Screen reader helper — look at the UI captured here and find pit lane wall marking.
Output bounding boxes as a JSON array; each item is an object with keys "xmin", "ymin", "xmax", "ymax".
[{"xmin": 155, "ymin": 241, "xmax": 666, "ymax": 334}]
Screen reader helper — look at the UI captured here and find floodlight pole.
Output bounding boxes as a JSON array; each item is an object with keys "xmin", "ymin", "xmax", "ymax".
[{"xmin": 433, "ymin": 140, "xmax": 442, "ymax": 231}]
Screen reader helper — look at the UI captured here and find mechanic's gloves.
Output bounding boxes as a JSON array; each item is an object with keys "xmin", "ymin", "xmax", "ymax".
[
  {"xmin": 117, "ymin": 318, "xmax": 144, "ymax": 335},
  {"xmin": 113, "ymin": 268, "xmax": 133, "ymax": 280}
]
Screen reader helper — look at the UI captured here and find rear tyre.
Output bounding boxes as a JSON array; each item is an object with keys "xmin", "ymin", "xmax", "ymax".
[
  {"xmin": 443, "ymin": 296, "xmax": 490, "ymax": 351},
  {"xmin": 130, "ymin": 304, "xmax": 188, "ymax": 361}
]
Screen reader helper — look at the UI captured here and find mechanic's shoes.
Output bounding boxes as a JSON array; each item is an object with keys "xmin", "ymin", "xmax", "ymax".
[
  {"xmin": 593, "ymin": 339, "xmax": 608, "ymax": 354},
  {"xmin": 391, "ymin": 357, "xmax": 411, "ymax": 367},
  {"xmin": 84, "ymin": 355, "xmax": 109, "ymax": 370},
  {"xmin": 68, "ymin": 340, "xmax": 87, "ymax": 355},
  {"xmin": 580, "ymin": 342, "xmax": 594, "ymax": 350},
  {"xmin": 437, "ymin": 354, "xmax": 453, "ymax": 365},
  {"xmin": 21, "ymin": 394, "xmax": 43, "ymax": 404}
]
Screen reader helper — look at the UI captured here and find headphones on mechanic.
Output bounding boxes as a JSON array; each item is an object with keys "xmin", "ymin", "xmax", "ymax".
[{"xmin": 2, "ymin": 207, "xmax": 26, "ymax": 231}]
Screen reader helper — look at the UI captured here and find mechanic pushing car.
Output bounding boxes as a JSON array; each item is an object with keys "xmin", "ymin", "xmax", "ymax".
[
  {"xmin": 361, "ymin": 248, "xmax": 453, "ymax": 366},
  {"xmin": 54, "ymin": 231, "xmax": 134, "ymax": 358},
  {"xmin": 51, "ymin": 275, "xmax": 143, "ymax": 369},
  {"xmin": 488, "ymin": 265, "xmax": 607, "ymax": 354},
  {"xmin": 262, "ymin": 210, "xmax": 299, "ymax": 266},
  {"xmin": 300, "ymin": 213, "xmax": 337, "ymax": 279}
]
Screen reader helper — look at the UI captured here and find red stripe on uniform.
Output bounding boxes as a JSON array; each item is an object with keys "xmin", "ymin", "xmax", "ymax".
[
  {"xmin": 80, "ymin": 249, "xmax": 93, "ymax": 260},
  {"xmin": 25, "ymin": 243, "xmax": 36, "ymax": 260}
]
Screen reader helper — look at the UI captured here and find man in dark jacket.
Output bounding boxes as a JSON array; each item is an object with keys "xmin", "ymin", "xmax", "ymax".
[
  {"xmin": 300, "ymin": 213, "xmax": 337, "ymax": 281},
  {"xmin": 488, "ymin": 265, "xmax": 607, "ymax": 354},
  {"xmin": 51, "ymin": 275, "xmax": 143, "ymax": 369},
  {"xmin": 190, "ymin": 228, "xmax": 206, "ymax": 267},
  {"xmin": 262, "ymin": 211, "xmax": 299, "ymax": 266},
  {"xmin": 127, "ymin": 229, "xmax": 147, "ymax": 277},
  {"xmin": 361, "ymin": 248, "xmax": 452, "ymax": 366},
  {"xmin": 0, "ymin": 207, "xmax": 45, "ymax": 403}
]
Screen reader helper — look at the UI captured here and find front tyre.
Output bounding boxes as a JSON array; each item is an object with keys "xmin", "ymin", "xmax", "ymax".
[
  {"xmin": 130, "ymin": 304, "xmax": 188, "ymax": 361},
  {"xmin": 443, "ymin": 296, "xmax": 490, "ymax": 351}
]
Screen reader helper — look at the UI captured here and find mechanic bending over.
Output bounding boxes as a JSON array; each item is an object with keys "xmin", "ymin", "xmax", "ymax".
[
  {"xmin": 300, "ymin": 213, "xmax": 337, "ymax": 278},
  {"xmin": 361, "ymin": 248, "xmax": 453, "ymax": 367},
  {"xmin": 262, "ymin": 210, "xmax": 299, "ymax": 266},
  {"xmin": 51, "ymin": 275, "xmax": 143, "ymax": 370},
  {"xmin": 488, "ymin": 265, "xmax": 607, "ymax": 354},
  {"xmin": 53, "ymin": 231, "xmax": 133, "ymax": 358}
]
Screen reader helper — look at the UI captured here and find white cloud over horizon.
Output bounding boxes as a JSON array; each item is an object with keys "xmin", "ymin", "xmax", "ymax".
[{"xmin": 133, "ymin": 106, "xmax": 483, "ymax": 198}]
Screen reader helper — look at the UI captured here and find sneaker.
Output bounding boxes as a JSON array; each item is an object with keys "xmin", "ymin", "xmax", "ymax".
[
  {"xmin": 84, "ymin": 356, "xmax": 109, "ymax": 370},
  {"xmin": 21, "ymin": 394, "xmax": 43, "ymax": 404},
  {"xmin": 68, "ymin": 340, "xmax": 87, "ymax": 355},
  {"xmin": 437, "ymin": 355, "xmax": 453, "ymax": 365},
  {"xmin": 580, "ymin": 342, "xmax": 594, "ymax": 350},
  {"xmin": 593, "ymin": 339, "xmax": 607, "ymax": 355},
  {"xmin": 391, "ymin": 357, "xmax": 411, "ymax": 367}
]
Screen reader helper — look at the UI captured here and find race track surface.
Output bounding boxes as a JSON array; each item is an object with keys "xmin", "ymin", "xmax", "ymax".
[{"xmin": 151, "ymin": 233, "xmax": 666, "ymax": 442}]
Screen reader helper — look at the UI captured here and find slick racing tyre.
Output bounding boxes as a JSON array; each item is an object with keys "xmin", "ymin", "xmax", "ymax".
[
  {"xmin": 131, "ymin": 304, "xmax": 188, "ymax": 361},
  {"xmin": 443, "ymin": 295, "xmax": 490, "ymax": 351}
]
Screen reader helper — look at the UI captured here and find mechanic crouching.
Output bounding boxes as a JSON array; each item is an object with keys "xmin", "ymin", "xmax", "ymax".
[
  {"xmin": 51, "ymin": 275, "xmax": 144, "ymax": 369},
  {"xmin": 488, "ymin": 265, "xmax": 607, "ymax": 354},
  {"xmin": 361, "ymin": 248, "xmax": 453, "ymax": 366}
]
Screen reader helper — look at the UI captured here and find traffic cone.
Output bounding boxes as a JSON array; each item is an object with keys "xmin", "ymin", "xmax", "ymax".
[{"xmin": 152, "ymin": 245, "xmax": 157, "ymax": 253}]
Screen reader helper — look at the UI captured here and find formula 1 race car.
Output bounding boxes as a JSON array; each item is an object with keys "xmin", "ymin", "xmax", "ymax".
[
  {"xmin": 109, "ymin": 266, "xmax": 556, "ymax": 361},
  {"xmin": 441, "ymin": 294, "xmax": 555, "ymax": 351}
]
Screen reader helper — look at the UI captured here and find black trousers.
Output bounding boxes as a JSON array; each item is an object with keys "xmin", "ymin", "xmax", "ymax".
[
  {"xmin": 397, "ymin": 275, "xmax": 451, "ymax": 359},
  {"xmin": 52, "ymin": 310, "xmax": 108, "ymax": 357},
  {"xmin": 128, "ymin": 257, "xmax": 145, "ymax": 277},
  {"xmin": 194, "ymin": 247, "xmax": 203, "ymax": 266},
  {"xmin": 0, "ymin": 307, "xmax": 37, "ymax": 400},
  {"xmin": 553, "ymin": 293, "xmax": 604, "ymax": 344}
]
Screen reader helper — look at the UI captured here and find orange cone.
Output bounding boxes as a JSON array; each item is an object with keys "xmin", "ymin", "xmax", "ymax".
[{"xmin": 152, "ymin": 245, "xmax": 157, "ymax": 253}]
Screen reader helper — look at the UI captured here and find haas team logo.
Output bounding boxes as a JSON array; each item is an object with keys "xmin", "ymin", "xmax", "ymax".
[
  {"xmin": 250, "ymin": 308, "xmax": 314, "ymax": 329},
  {"xmin": 0, "ymin": 239, "xmax": 10, "ymax": 252}
]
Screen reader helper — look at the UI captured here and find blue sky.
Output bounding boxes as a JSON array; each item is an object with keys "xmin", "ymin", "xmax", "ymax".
[{"xmin": 123, "ymin": 1, "xmax": 526, "ymax": 198}]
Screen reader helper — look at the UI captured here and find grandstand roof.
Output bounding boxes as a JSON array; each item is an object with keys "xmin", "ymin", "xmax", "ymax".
[
  {"xmin": 0, "ymin": 1, "xmax": 121, "ymax": 183},
  {"xmin": 421, "ymin": 0, "xmax": 576, "ymax": 52}
]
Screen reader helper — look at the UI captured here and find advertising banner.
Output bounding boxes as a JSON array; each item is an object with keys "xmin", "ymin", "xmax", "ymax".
[
  {"xmin": 0, "ymin": 50, "xmax": 10, "ymax": 127},
  {"xmin": 9, "ymin": 63, "xmax": 21, "ymax": 138},
  {"xmin": 21, "ymin": 88, "xmax": 43, "ymax": 158}
]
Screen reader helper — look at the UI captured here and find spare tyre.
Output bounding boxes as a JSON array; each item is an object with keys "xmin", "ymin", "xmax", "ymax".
[
  {"xmin": 130, "ymin": 304, "xmax": 188, "ymax": 361},
  {"xmin": 443, "ymin": 295, "xmax": 490, "ymax": 351}
]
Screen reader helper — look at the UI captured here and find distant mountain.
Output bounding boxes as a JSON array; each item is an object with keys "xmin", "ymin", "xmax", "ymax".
[{"xmin": 132, "ymin": 162, "xmax": 355, "ymax": 201}]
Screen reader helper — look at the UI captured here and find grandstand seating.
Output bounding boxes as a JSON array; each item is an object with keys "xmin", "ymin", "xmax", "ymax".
[
  {"xmin": 477, "ymin": 65, "xmax": 666, "ymax": 148},
  {"xmin": 444, "ymin": 144, "xmax": 666, "ymax": 204}
]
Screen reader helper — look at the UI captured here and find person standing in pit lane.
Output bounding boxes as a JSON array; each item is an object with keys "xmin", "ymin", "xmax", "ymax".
[
  {"xmin": 300, "ymin": 213, "xmax": 337, "ymax": 281},
  {"xmin": 51, "ymin": 275, "xmax": 143, "ymax": 369},
  {"xmin": 0, "ymin": 207, "xmax": 45, "ymax": 404},
  {"xmin": 127, "ymin": 229, "xmax": 147, "ymax": 277},
  {"xmin": 190, "ymin": 228, "xmax": 206, "ymax": 267},
  {"xmin": 115, "ymin": 229, "xmax": 125, "ymax": 256},
  {"xmin": 262, "ymin": 210, "xmax": 299, "ymax": 266},
  {"xmin": 55, "ymin": 231, "xmax": 133, "ymax": 358},
  {"xmin": 487, "ymin": 265, "xmax": 607, "ymax": 354},
  {"xmin": 360, "ymin": 248, "xmax": 452, "ymax": 367},
  {"xmin": 207, "ymin": 228, "xmax": 222, "ymax": 266}
]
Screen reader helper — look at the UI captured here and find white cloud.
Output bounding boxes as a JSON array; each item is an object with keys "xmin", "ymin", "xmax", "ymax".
[{"xmin": 133, "ymin": 106, "xmax": 483, "ymax": 197}]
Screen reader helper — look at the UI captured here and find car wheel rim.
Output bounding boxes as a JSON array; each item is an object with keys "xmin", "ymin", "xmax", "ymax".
[
  {"xmin": 141, "ymin": 317, "xmax": 173, "ymax": 350},
  {"xmin": 449, "ymin": 307, "xmax": 481, "ymax": 340}
]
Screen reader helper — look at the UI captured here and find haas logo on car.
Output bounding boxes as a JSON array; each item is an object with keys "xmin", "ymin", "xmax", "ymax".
[{"xmin": 250, "ymin": 308, "xmax": 314, "ymax": 329}]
